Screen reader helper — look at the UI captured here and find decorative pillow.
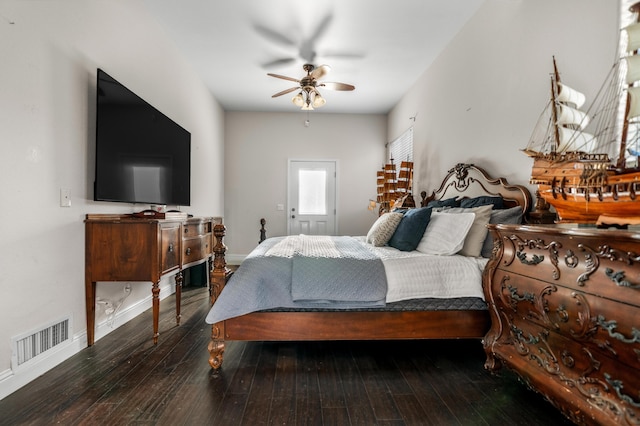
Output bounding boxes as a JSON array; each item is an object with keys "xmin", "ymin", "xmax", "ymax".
[
  {"xmin": 460, "ymin": 195, "xmax": 504, "ymax": 209},
  {"xmin": 441, "ymin": 205, "xmax": 493, "ymax": 257},
  {"xmin": 388, "ymin": 207, "xmax": 433, "ymax": 251},
  {"xmin": 416, "ymin": 211, "xmax": 476, "ymax": 255},
  {"xmin": 481, "ymin": 206, "xmax": 524, "ymax": 258},
  {"xmin": 426, "ymin": 196, "xmax": 460, "ymax": 209},
  {"xmin": 366, "ymin": 212, "xmax": 404, "ymax": 246}
]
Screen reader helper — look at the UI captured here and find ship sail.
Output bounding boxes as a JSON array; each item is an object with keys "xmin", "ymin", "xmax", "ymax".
[{"xmin": 522, "ymin": 3, "xmax": 640, "ymax": 225}]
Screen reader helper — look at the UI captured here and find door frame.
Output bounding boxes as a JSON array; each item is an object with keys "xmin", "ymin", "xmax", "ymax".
[{"xmin": 287, "ymin": 159, "xmax": 339, "ymax": 236}]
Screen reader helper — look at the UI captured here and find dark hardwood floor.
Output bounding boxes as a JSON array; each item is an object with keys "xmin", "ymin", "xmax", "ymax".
[{"xmin": 0, "ymin": 286, "xmax": 573, "ymax": 425}]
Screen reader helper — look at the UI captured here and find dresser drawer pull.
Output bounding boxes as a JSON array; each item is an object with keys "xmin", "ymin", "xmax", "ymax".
[
  {"xmin": 168, "ymin": 243, "xmax": 174, "ymax": 253},
  {"xmin": 516, "ymin": 251, "xmax": 544, "ymax": 266},
  {"xmin": 605, "ymin": 373, "xmax": 640, "ymax": 408},
  {"xmin": 185, "ymin": 247, "xmax": 192, "ymax": 256},
  {"xmin": 605, "ymin": 268, "xmax": 639, "ymax": 289}
]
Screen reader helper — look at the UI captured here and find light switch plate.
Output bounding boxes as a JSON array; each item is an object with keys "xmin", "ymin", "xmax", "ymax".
[{"xmin": 60, "ymin": 188, "xmax": 71, "ymax": 207}]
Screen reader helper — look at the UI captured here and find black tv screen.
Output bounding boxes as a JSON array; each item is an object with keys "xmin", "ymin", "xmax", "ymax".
[{"xmin": 94, "ymin": 69, "xmax": 191, "ymax": 206}]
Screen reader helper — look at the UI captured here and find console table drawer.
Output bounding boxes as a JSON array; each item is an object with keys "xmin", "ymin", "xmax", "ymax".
[
  {"xmin": 183, "ymin": 235, "xmax": 211, "ymax": 267},
  {"xmin": 183, "ymin": 220, "xmax": 212, "ymax": 237},
  {"xmin": 160, "ymin": 225, "xmax": 181, "ymax": 274}
]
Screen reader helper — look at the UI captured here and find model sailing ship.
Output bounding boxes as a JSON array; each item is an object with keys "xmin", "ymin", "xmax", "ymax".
[
  {"xmin": 524, "ymin": 4, "xmax": 640, "ymax": 224},
  {"xmin": 372, "ymin": 159, "xmax": 414, "ymax": 215}
]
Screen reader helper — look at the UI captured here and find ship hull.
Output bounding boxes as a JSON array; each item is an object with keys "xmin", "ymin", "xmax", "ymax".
[{"xmin": 536, "ymin": 170, "xmax": 640, "ymax": 223}]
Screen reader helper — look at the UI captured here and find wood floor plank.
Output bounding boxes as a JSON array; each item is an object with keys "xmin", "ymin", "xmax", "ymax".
[
  {"xmin": 241, "ymin": 342, "xmax": 278, "ymax": 425},
  {"xmin": 316, "ymin": 342, "xmax": 347, "ymax": 409},
  {"xmin": 335, "ymin": 344, "xmax": 378, "ymax": 424},
  {"xmin": 295, "ymin": 342, "xmax": 324, "ymax": 426},
  {"xmin": 352, "ymin": 346, "xmax": 403, "ymax": 421}
]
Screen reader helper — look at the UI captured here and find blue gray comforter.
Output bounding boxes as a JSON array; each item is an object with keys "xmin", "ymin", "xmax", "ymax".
[{"xmin": 205, "ymin": 235, "xmax": 387, "ymax": 324}]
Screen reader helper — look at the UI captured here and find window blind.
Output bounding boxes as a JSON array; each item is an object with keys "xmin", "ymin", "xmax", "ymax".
[{"xmin": 387, "ymin": 127, "xmax": 413, "ymax": 164}]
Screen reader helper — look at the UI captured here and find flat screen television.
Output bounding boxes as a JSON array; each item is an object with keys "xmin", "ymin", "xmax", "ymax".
[{"xmin": 94, "ymin": 68, "xmax": 191, "ymax": 206}]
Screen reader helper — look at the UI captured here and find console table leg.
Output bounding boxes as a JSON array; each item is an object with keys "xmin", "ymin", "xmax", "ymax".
[
  {"xmin": 175, "ymin": 271, "xmax": 183, "ymax": 326},
  {"xmin": 152, "ymin": 281, "xmax": 160, "ymax": 344},
  {"xmin": 86, "ymin": 280, "xmax": 96, "ymax": 346}
]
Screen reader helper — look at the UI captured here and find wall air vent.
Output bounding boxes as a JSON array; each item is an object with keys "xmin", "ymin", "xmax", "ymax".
[{"xmin": 11, "ymin": 316, "xmax": 72, "ymax": 371}]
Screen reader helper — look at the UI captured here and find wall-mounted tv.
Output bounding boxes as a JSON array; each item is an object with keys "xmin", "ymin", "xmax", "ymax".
[{"xmin": 94, "ymin": 68, "xmax": 191, "ymax": 206}]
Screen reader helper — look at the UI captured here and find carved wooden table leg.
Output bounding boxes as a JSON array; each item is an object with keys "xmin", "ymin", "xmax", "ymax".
[
  {"xmin": 152, "ymin": 280, "xmax": 160, "ymax": 344},
  {"xmin": 86, "ymin": 280, "xmax": 96, "ymax": 346},
  {"xmin": 174, "ymin": 271, "xmax": 183, "ymax": 325}
]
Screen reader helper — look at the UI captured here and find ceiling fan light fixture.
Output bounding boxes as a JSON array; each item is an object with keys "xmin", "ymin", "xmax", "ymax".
[
  {"xmin": 301, "ymin": 100, "xmax": 314, "ymax": 111},
  {"xmin": 312, "ymin": 93, "xmax": 326, "ymax": 108},
  {"xmin": 292, "ymin": 92, "xmax": 304, "ymax": 107}
]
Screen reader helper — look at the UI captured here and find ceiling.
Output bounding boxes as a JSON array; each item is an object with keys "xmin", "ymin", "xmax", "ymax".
[{"xmin": 146, "ymin": 0, "xmax": 485, "ymax": 114}]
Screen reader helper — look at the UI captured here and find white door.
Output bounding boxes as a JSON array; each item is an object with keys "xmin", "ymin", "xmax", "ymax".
[{"xmin": 288, "ymin": 160, "xmax": 337, "ymax": 235}]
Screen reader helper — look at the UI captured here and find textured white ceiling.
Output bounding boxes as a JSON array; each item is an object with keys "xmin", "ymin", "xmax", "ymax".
[{"xmin": 146, "ymin": 0, "xmax": 485, "ymax": 114}]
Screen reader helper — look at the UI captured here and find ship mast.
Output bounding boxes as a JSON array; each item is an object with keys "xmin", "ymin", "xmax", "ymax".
[
  {"xmin": 619, "ymin": 2, "xmax": 640, "ymax": 169},
  {"xmin": 551, "ymin": 56, "xmax": 562, "ymax": 150}
]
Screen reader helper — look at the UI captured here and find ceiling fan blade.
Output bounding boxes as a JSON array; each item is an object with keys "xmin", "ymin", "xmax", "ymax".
[
  {"xmin": 267, "ymin": 73, "xmax": 300, "ymax": 83},
  {"xmin": 271, "ymin": 87, "xmax": 300, "ymax": 98},
  {"xmin": 319, "ymin": 82, "xmax": 355, "ymax": 91},
  {"xmin": 321, "ymin": 51, "xmax": 366, "ymax": 61},
  {"xmin": 310, "ymin": 64, "xmax": 331, "ymax": 80},
  {"xmin": 262, "ymin": 57, "xmax": 296, "ymax": 69},
  {"xmin": 253, "ymin": 24, "xmax": 296, "ymax": 47},
  {"xmin": 310, "ymin": 14, "xmax": 333, "ymax": 43}
]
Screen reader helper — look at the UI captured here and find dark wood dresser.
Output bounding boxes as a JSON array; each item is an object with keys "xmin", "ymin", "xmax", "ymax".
[
  {"xmin": 85, "ymin": 215, "xmax": 213, "ymax": 346},
  {"xmin": 482, "ymin": 224, "xmax": 640, "ymax": 425}
]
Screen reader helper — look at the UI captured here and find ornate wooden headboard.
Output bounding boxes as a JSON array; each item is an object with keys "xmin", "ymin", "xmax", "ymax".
[{"xmin": 420, "ymin": 163, "xmax": 532, "ymax": 213}]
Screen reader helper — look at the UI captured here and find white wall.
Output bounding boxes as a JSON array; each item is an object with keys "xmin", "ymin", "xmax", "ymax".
[
  {"xmin": 224, "ymin": 112, "xmax": 386, "ymax": 258},
  {"xmin": 0, "ymin": 0, "xmax": 224, "ymax": 398},
  {"xmin": 388, "ymin": 0, "xmax": 619, "ymax": 197}
]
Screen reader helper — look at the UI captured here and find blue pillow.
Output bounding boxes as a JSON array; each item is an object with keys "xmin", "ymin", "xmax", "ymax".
[
  {"xmin": 460, "ymin": 195, "xmax": 504, "ymax": 209},
  {"xmin": 426, "ymin": 197, "xmax": 460, "ymax": 209},
  {"xmin": 388, "ymin": 207, "xmax": 433, "ymax": 251}
]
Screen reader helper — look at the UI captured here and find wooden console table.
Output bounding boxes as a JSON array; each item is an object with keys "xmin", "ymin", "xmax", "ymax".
[
  {"xmin": 483, "ymin": 224, "xmax": 640, "ymax": 425},
  {"xmin": 85, "ymin": 215, "xmax": 213, "ymax": 346}
]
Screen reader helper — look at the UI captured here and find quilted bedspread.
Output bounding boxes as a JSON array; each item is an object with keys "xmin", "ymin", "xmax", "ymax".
[
  {"xmin": 206, "ymin": 235, "xmax": 387, "ymax": 324},
  {"xmin": 205, "ymin": 235, "xmax": 488, "ymax": 324}
]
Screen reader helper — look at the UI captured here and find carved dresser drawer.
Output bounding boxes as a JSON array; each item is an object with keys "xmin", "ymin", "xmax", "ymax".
[{"xmin": 483, "ymin": 224, "xmax": 640, "ymax": 426}]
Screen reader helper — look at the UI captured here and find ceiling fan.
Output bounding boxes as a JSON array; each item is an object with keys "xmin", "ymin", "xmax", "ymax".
[
  {"xmin": 255, "ymin": 13, "xmax": 364, "ymax": 69},
  {"xmin": 268, "ymin": 63, "xmax": 355, "ymax": 110}
]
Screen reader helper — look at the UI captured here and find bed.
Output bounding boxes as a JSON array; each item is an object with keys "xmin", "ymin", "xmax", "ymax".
[{"xmin": 207, "ymin": 163, "xmax": 532, "ymax": 369}]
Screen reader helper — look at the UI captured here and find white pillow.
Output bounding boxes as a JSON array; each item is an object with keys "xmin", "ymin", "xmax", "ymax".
[
  {"xmin": 366, "ymin": 212, "xmax": 404, "ymax": 246},
  {"xmin": 416, "ymin": 211, "xmax": 475, "ymax": 255},
  {"xmin": 439, "ymin": 205, "xmax": 493, "ymax": 257}
]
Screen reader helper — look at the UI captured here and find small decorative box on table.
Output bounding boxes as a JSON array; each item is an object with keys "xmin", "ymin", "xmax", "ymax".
[{"xmin": 482, "ymin": 224, "xmax": 640, "ymax": 425}]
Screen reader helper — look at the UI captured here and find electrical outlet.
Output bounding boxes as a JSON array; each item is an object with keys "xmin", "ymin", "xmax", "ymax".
[{"xmin": 60, "ymin": 188, "xmax": 71, "ymax": 207}]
